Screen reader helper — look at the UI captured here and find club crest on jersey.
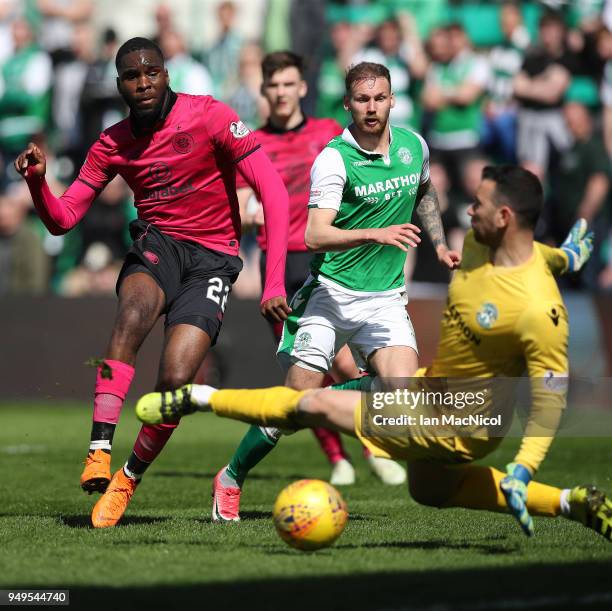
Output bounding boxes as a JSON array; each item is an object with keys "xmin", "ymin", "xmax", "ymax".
[
  {"xmin": 230, "ymin": 120, "xmax": 250, "ymax": 139},
  {"xmin": 295, "ymin": 332, "xmax": 312, "ymax": 352},
  {"xmin": 398, "ymin": 147, "xmax": 413, "ymax": 165},
  {"xmin": 476, "ymin": 302, "xmax": 498, "ymax": 329},
  {"xmin": 172, "ymin": 131, "xmax": 194, "ymax": 154}
]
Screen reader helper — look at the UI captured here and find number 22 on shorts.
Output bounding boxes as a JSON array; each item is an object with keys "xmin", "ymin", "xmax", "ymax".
[{"xmin": 206, "ymin": 277, "xmax": 229, "ymax": 312}]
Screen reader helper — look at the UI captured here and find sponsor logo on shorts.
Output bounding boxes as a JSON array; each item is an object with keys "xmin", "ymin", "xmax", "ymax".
[
  {"xmin": 295, "ymin": 332, "xmax": 312, "ymax": 352},
  {"xmin": 172, "ymin": 131, "xmax": 194, "ymax": 154},
  {"xmin": 230, "ymin": 120, "xmax": 250, "ymax": 139},
  {"xmin": 148, "ymin": 161, "xmax": 172, "ymax": 185},
  {"xmin": 476, "ymin": 302, "xmax": 498, "ymax": 329},
  {"xmin": 398, "ymin": 147, "xmax": 413, "ymax": 165},
  {"xmin": 143, "ymin": 250, "xmax": 159, "ymax": 265}
]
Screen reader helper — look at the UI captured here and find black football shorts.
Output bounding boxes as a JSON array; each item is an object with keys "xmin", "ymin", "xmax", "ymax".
[{"xmin": 117, "ymin": 220, "xmax": 243, "ymax": 344}]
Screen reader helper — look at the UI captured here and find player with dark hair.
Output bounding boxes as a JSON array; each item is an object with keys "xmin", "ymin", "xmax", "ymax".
[
  {"xmin": 212, "ymin": 53, "xmax": 407, "ymax": 522},
  {"xmin": 477, "ymin": 165, "xmax": 543, "ymax": 229},
  {"xmin": 136, "ymin": 167, "xmax": 612, "ymax": 542},
  {"xmin": 14, "ymin": 36, "xmax": 290, "ymax": 528}
]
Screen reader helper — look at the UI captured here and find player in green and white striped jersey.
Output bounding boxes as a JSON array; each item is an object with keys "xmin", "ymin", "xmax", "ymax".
[{"xmin": 278, "ymin": 61, "xmax": 460, "ymax": 384}]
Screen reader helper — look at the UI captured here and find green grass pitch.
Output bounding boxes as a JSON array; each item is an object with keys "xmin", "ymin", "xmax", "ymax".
[{"xmin": 1, "ymin": 403, "xmax": 611, "ymax": 610}]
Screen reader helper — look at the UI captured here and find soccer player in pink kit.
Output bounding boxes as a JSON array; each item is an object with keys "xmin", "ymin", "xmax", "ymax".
[
  {"xmin": 210, "ymin": 52, "xmax": 406, "ymax": 523},
  {"xmin": 14, "ymin": 37, "xmax": 290, "ymax": 528}
]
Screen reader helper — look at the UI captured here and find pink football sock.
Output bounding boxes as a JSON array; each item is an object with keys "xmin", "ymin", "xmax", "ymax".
[
  {"xmin": 312, "ymin": 427, "xmax": 348, "ymax": 465},
  {"xmin": 92, "ymin": 360, "xmax": 135, "ymax": 424},
  {"xmin": 132, "ymin": 422, "xmax": 179, "ymax": 463}
]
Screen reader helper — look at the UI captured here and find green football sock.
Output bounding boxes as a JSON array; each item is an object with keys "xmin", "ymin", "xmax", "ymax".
[
  {"xmin": 226, "ymin": 425, "xmax": 279, "ymax": 486},
  {"xmin": 330, "ymin": 376, "xmax": 373, "ymax": 391}
]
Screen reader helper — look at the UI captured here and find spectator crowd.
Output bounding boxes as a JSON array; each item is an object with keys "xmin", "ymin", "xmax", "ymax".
[{"xmin": 1, "ymin": 0, "xmax": 612, "ymax": 297}]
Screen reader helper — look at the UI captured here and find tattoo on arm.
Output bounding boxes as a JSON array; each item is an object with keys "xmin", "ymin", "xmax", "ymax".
[{"xmin": 415, "ymin": 180, "xmax": 447, "ymax": 249}]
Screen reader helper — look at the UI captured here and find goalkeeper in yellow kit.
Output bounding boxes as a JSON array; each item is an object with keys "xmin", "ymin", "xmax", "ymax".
[{"xmin": 136, "ymin": 165, "xmax": 611, "ymax": 541}]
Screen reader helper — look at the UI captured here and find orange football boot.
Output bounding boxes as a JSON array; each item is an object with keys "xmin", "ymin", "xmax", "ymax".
[
  {"xmin": 91, "ymin": 468, "xmax": 139, "ymax": 528},
  {"xmin": 80, "ymin": 449, "xmax": 111, "ymax": 494}
]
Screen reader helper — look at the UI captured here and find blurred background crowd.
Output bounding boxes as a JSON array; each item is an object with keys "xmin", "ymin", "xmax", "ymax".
[{"xmin": 1, "ymin": 0, "xmax": 612, "ymax": 299}]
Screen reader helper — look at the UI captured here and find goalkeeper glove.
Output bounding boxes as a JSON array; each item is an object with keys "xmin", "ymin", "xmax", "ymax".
[
  {"xmin": 561, "ymin": 218, "xmax": 594, "ymax": 273},
  {"xmin": 500, "ymin": 462, "xmax": 534, "ymax": 537}
]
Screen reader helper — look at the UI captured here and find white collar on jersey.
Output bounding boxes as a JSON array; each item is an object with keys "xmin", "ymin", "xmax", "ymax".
[{"xmin": 342, "ymin": 125, "xmax": 393, "ymax": 164}]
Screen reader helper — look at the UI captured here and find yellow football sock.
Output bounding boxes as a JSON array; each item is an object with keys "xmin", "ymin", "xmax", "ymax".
[
  {"xmin": 442, "ymin": 465, "xmax": 562, "ymax": 517},
  {"xmin": 209, "ymin": 387, "xmax": 307, "ymax": 428},
  {"xmin": 525, "ymin": 479, "xmax": 562, "ymax": 517}
]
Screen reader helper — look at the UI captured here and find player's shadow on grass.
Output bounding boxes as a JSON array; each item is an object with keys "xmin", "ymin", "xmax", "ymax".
[
  {"xmin": 193, "ymin": 510, "xmax": 273, "ymax": 523},
  {"xmin": 195, "ymin": 512, "xmax": 370, "ymax": 525},
  {"xmin": 59, "ymin": 515, "xmax": 170, "ymax": 529},
  {"xmin": 336, "ymin": 538, "xmax": 517, "ymax": 555},
  {"xmin": 238, "ymin": 510, "xmax": 272, "ymax": 520},
  {"xmin": 244, "ymin": 534, "xmax": 514, "ymax": 556}
]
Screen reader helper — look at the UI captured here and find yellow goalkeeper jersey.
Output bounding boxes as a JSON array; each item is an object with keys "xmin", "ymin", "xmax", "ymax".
[
  {"xmin": 357, "ymin": 231, "xmax": 570, "ymax": 472},
  {"xmin": 428, "ymin": 230, "xmax": 569, "ymax": 380},
  {"xmin": 427, "ymin": 231, "xmax": 569, "ymax": 472}
]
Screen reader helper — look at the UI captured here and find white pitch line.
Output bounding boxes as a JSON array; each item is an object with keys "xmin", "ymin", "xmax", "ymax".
[{"xmin": 0, "ymin": 444, "xmax": 47, "ymax": 454}]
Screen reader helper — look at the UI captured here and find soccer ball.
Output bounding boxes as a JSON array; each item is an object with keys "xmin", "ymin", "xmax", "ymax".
[{"xmin": 272, "ymin": 479, "xmax": 348, "ymax": 551}]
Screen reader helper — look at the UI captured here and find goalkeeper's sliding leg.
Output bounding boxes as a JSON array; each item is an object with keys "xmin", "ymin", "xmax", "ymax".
[
  {"xmin": 407, "ymin": 461, "xmax": 612, "ymax": 542},
  {"xmin": 135, "ymin": 383, "xmax": 359, "ymax": 435},
  {"xmin": 135, "ymin": 383, "xmax": 612, "ymax": 542}
]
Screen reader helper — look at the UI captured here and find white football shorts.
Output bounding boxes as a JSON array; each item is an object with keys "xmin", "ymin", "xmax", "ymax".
[{"xmin": 277, "ymin": 276, "xmax": 418, "ymax": 373}]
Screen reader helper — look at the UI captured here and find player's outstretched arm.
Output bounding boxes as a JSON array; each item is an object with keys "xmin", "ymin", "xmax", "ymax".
[
  {"xmin": 514, "ymin": 298, "xmax": 568, "ymax": 468},
  {"xmin": 503, "ymin": 298, "xmax": 569, "ymax": 536},
  {"xmin": 415, "ymin": 179, "xmax": 461, "ymax": 269},
  {"xmin": 236, "ymin": 147, "xmax": 291, "ymax": 322},
  {"xmin": 14, "ymin": 142, "xmax": 96, "ymax": 236},
  {"xmin": 237, "ymin": 188, "xmax": 263, "ymax": 229}
]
